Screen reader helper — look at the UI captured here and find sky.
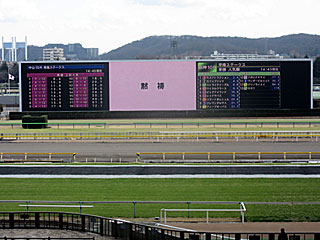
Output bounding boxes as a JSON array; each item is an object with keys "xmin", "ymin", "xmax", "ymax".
[{"xmin": 0, "ymin": 0, "xmax": 319, "ymax": 54}]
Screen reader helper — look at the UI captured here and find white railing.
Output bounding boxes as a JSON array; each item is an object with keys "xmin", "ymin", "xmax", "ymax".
[{"xmin": 160, "ymin": 202, "xmax": 246, "ymax": 223}]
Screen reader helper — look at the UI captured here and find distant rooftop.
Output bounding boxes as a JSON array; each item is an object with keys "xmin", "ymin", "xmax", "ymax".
[{"xmin": 209, "ymin": 50, "xmax": 283, "ymax": 60}]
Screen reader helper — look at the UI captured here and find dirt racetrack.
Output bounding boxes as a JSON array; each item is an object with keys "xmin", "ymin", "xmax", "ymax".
[{"xmin": 169, "ymin": 222, "xmax": 320, "ymax": 232}]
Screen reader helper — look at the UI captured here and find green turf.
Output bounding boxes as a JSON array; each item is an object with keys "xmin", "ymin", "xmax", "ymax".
[
  {"xmin": 2, "ymin": 117, "xmax": 320, "ymax": 124},
  {"xmin": 1, "ymin": 178, "xmax": 320, "ymax": 222},
  {"xmin": 1, "ymin": 126, "xmax": 320, "ymax": 133},
  {"xmin": 1, "ymin": 118, "xmax": 320, "ymax": 133}
]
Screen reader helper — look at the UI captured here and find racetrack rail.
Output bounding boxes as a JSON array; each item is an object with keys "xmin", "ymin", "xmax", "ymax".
[{"xmin": 1, "ymin": 131, "xmax": 320, "ymax": 141}]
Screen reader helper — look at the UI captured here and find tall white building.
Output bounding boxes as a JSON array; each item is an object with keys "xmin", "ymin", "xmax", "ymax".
[
  {"xmin": 1, "ymin": 36, "xmax": 28, "ymax": 61},
  {"xmin": 43, "ymin": 47, "xmax": 66, "ymax": 61}
]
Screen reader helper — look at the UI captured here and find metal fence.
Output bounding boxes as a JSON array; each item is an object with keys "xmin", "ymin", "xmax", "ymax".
[
  {"xmin": 0, "ymin": 211, "xmax": 319, "ymax": 240},
  {"xmin": 0, "ymin": 153, "xmax": 77, "ymax": 163},
  {"xmin": 1, "ymin": 131, "xmax": 320, "ymax": 142},
  {"xmin": 136, "ymin": 151, "xmax": 320, "ymax": 163},
  {"xmin": 160, "ymin": 201, "xmax": 246, "ymax": 223},
  {"xmin": 1, "ymin": 121, "xmax": 320, "ymax": 129}
]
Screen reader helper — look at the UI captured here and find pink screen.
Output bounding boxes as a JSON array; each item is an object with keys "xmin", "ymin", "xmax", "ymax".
[{"xmin": 109, "ymin": 61, "xmax": 196, "ymax": 111}]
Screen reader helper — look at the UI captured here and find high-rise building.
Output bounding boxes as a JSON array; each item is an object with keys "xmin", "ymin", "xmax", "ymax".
[
  {"xmin": 43, "ymin": 47, "xmax": 66, "ymax": 61},
  {"xmin": 86, "ymin": 48, "xmax": 99, "ymax": 58}
]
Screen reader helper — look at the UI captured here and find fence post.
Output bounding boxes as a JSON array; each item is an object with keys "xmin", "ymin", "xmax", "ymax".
[
  {"xmin": 9, "ymin": 213, "xmax": 14, "ymax": 229},
  {"xmin": 144, "ymin": 226, "xmax": 149, "ymax": 240},
  {"xmin": 112, "ymin": 220, "xmax": 118, "ymax": 238},
  {"xmin": 240, "ymin": 202, "xmax": 245, "ymax": 223},
  {"xmin": 127, "ymin": 223, "xmax": 133, "ymax": 240},
  {"xmin": 133, "ymin": 201, "xmax": 136, "ymax": 218},
  {"xmin": 269, "ymin": 233, "xmax": 275, "ymax": 240},
  {"xmin": 59, "ymin": 213, "xmax": 63, "ymax": 229},
  {"xmin": 284, "ymin": 152, "xmax": 286, "ymax": 161},
  {"xmin": 35, "ymin": 212, "xmax": 40, "ymax": 228},
  {"xmin": 258, "ymin": 152, "xmax": 261, "ymax": 161},
  {"xmin": 100, "ymin": 218, "xmax": 104, "ymax": 236},
  {"xmin": 206, "ymin": 233, "xmax": 211, "ymax": 240},
  {"xmin": 25, "ymin": 153, "xmax": 28, "ymax": 161},
  {"xmin": 162, "ymin": 153, "xmax": 166, "ymax": 162},
  {"xmin": 180, "ymin": 231, "xmax": 185, "ymax": 240},
  {"xmin": 81, "ymin": 215, "xmax": 85, "ymax": 232},
  {"xmin": 208, "ymin": 153, "xmax": 210, "ymax": 162},
  {"xmin": 233, "ymin": 152, "xmax": 236, "ymax": 162},
  {"xmin": 206, "ymin": 210, "xmax": 209, "ymax": 223},
  {"xmin": 314, "ymin": 233, "xmax": 320, "ymax": 240},
  {"xmin": 161, "ymin": 229, "xmax": 165, "ymax": 240}
]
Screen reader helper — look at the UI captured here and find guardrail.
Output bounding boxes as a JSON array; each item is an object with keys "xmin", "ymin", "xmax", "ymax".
[
  {"xmin": 19, "ymin": 204, "xmax": 93, "ymax": 214},
  {"xmin": 1, "ymin": 120, "xmax": 320, "ymax": 129},
  {"xmin": 0, "ymin": 211, "xmax": 319, "ymax": 240},
  {"xmin": 136, "ymin": 152, "xmax": 320, "ymax": 163},
  {"xmin": 160, "ymin": 202, "xmax": 246, "ymax": 223},
  {"xmin": 1, "ymin": 131, "xmax": 320, "ymax": 142},
  {"xmin": 0, "ymin": 152, "xmax": 78, "ymax": 163}
]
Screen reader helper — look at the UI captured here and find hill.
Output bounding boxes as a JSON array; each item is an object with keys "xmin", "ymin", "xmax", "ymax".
[{"xmin": 100, "ymin": 33, "xmax": 320, "ymax": 59}]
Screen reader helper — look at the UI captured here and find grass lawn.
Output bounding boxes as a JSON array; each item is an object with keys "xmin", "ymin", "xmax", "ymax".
[
  {"xmin": 1, "ymin": 118, "xmax": 320, "ymax": 133},
  {"xmin": 2, "ymin": 118, "xmax": 320, "ymax": 124},
  {"xmin": 0, "ymin": 178, "xmax": 320, "ymax": 222},
  {"xmin": 2, "ymin": 127, "xmax": 320, "ymax": 133}
]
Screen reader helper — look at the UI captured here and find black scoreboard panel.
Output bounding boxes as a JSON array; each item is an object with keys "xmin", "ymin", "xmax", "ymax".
[
  {"xmin": 196, "ymin": 60, "xmax": 311, "ymax": 109},
  {"xmin": 280, "ymin": 60, "xmax": 311, "ymax": 109},
  {"xmin": 21, "ymin": 62, "xmax": 109, "ymax": 111}
]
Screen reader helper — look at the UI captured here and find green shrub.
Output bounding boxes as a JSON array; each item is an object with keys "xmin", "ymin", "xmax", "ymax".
[{"xmin": 22, "ymin": 115, "xmax": 48, "ymax": 129}]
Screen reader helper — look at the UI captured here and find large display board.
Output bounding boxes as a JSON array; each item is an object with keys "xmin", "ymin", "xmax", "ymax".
[
  {"xmin": 109, "ymin": 61, "xmax": 196, "ymax": 111},
  {"xmin": 21, "ymin": 62, "xmax": 109, "ymax": 111},
  {"xmin": 20, "ymin": 60, "xmax": 312, "ymax": 112},
  {"xmin": 196, "ymin": 61, "xmax": 281, "ymax": 109}
]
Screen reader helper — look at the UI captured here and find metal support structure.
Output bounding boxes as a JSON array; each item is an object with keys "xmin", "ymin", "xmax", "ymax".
[
  {"xmin": 240, "ymin": 202, "xmax": 246, "ymax": 223},
  {"xmin": 1, "ymin": 36, "xmax": 27, "ymax": 61}
]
